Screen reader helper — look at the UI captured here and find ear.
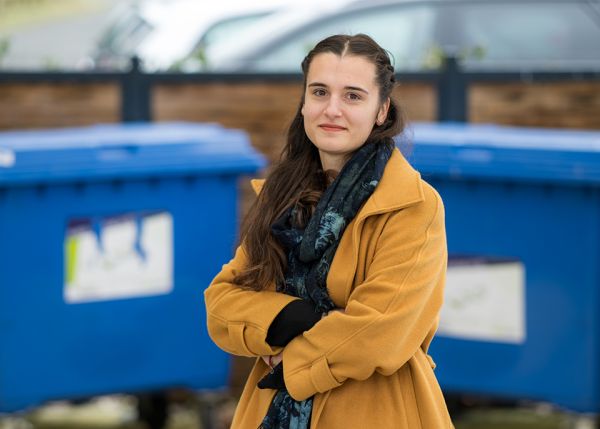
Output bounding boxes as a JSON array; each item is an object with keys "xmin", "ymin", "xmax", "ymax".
[
  {"xmin": 376, "ymin": 97, "xmax": 391, "ymax": 125},
  {"xmin": 301, "ymin": 103, "xmax": 306, "ymax": 117}
]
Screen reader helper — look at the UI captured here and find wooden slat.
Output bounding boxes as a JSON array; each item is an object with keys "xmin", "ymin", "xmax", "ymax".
[
  {"xmin": 469, "ymin": 81, "xmax": 600, "ymax": 129},
  {"xmin": 154, "ymin": 82, "xmax": 301, "ymax": 164},
  {"xmin": 394, "ymin": 82, "xmax": 437, "ymax": 123},
  {"xmin": 0, "ymin": 82, "xmax": 120, "ymax": 130}
]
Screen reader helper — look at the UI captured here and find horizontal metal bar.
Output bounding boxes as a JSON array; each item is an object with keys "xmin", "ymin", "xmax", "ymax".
[
  {"xmin": 0, "ymin": 71, "xmax": 126, "ymax": 82},
  {"xmin": 147, "ymin": 72, "xmax": 304, "ymax": 83},
  {"xmin": 1, "ymin": 70, "xmax": 599, "ymax": 84},
  {"xmin": 459, "ymin": 70, "xmax": 600, "ymax": 82}
]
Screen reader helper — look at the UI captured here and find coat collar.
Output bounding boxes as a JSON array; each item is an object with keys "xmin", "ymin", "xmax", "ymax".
[
  {"xmin": 359, "ymin": 147, "xmax": 424, "ymax": 217},
  {"xmin": 250, "ymin": 148, "xmax": 424, "ymax": 217}
]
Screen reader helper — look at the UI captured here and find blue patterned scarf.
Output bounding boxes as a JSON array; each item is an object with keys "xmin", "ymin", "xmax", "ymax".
[{"xmin": 260, "ymin": 142, "xmax": 393, "ymax": 429}]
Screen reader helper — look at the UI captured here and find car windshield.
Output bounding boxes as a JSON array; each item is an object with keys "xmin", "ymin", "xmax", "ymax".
[
  {"xmin": 203, "ymin": 13, "xmax": 272, "ymax": 47},
  {"xmin": 176, "ymin": 12, "xmax": 273, "ymax": 71}
]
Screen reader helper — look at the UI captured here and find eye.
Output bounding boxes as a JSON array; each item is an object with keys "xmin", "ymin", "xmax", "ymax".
[
  {"xmin": 312, "ymin": 88, "xmax": 327, "ymax": 97},
  {"xmin": 346, "ymin": 92, "xmax": 362, "ymax": 101}
]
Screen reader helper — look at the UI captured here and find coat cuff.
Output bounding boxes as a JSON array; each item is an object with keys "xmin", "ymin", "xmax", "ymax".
[
  {"xmin": 217, "ymin": 292, "xmax": 299, "ymax": 356},
  {"xmin": 283, "ymin": 353, "xmax": 342, "ymax": 401}
]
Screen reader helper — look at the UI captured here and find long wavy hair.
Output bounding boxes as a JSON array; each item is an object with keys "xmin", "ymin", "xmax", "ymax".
[{"xmin": 235, "ymin": 34, "xmax": 406, "ymax": 291}]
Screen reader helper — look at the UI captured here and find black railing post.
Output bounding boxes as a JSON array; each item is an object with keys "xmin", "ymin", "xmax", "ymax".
[
  {"xmin": 437, "ymin": 56, "xmax": 468, "ymax": 122},
  {"xmin": 121, "ymin": 56, "xmax": 151, "ymax": 122}
]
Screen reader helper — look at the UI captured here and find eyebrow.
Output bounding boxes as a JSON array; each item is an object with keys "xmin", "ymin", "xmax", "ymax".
[{"xmin": 308, "ymin": 82, "xmax": 369, "ymax": 95}]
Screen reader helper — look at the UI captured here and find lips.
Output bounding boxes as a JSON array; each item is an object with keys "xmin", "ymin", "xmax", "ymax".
[{"xmin": 319, "ymin": 123, "xmax": 347, "ymax": 132}]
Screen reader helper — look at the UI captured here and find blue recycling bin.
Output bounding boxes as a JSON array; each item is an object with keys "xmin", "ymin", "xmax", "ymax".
[
  {"xmin": 0, "ymin": 122, "xmax": 265, "ymax": 412},
  {"xmin": 405, "ymin": 122, "xmax": 600, "ymax": 413}
]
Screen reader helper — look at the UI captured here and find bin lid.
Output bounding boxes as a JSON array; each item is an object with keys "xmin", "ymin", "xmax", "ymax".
[
  {"xmin": 0, "ymin": 122, "xmax": 266, "ymax": 185},
  {"xmin": 403, "ymin": 122, "xmax": 600, "ymax": 185}
]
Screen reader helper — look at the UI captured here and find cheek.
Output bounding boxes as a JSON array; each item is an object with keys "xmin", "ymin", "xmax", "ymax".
[
  {"xmin": 348, "ymin": 110, "xmax": 376, "ymax": 132},
  {"xmin": 302, "ymin": 102, "xmax": 321, "ymax": 122}
]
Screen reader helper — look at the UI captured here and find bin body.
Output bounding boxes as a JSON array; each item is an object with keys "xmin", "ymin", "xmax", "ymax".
[
  {"xmin": 0, "ymin": 123, "xmax": 265, "ymax": 412},
  {"xmin": 405, "ymin": 123, "xmax": 600, "ymax": 413}
]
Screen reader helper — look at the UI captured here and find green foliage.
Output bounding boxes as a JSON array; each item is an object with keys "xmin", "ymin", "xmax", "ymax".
[
  {"xmin": 422, "ymin": 44, "xmax": 446, "ymax": 70},
  {"xmin": 42, "ymin": 55, "xmax": 61, "ymax": 70},
  {"xmin": 421, "ymin": 43, "xmax": 488, "ymax": 70},
  {"xmin": 0, "ymin": 35, "xmax": 9, "ymax": 66},
  {"xmin": 169, "ymin": 46, "xmax": 208, "ymax": 72}
]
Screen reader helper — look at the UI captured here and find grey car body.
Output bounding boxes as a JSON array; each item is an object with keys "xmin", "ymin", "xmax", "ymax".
[{"xmin": 204, "ymin": 0, "xmax": 600, "ymax": 72}]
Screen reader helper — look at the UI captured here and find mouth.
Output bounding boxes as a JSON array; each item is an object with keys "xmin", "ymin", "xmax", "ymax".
[{"xmin": 319, "ymin": 124, "xmax": 347, "ymax": 132}]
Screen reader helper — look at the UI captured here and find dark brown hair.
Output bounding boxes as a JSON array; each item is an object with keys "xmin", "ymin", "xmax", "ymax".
[{"xmin": 235, "ymin": 34, "xmax": 406, "ymax": 291}]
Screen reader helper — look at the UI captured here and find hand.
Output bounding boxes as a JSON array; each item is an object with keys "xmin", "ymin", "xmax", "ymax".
[
  {"xmin": 261, "ymin": 352, "xmax": 282, "ymax": 369},
  {"xmin": 322, "ymin": 307, "xmax": 345, "ymax": 318},
  {"xmin": 257, "ymin": 361, "xmax": 285, "ymax": 390}
]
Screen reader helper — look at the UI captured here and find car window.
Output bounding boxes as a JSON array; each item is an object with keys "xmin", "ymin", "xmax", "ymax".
[
  {"xmin": 451, "ymin": 1, "xmax": 600, "ymax": 68},
  {"xmin": 201, "ymin": 13, "xmax": 272, "ymax": 47},
  {"xmin": 176, "ymin": 12, "xmax": 274, "ymax": 71},
  {"xmin": 249, "ymin": 5, "xmax": 435, "ymax": 72}
]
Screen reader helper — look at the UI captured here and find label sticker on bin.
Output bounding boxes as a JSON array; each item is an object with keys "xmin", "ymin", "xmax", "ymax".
[
  {"xmin": 64, "ymin": 211, "xmax": 173, "ymax": 303},
  {"xmin": 437, "ymin": 257, "xmax": 526, "ymax": 344},
  {"xmin": 0, "ymin": 147, "xmax": 15, "ymax": 167}
]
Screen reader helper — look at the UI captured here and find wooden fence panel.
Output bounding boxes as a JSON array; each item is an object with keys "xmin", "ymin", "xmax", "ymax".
[
  {"xmin": 0, "ymin": 82, "xmax": 120, "ymax": 130},
  {"xmin": 469, "ymin": 81, "xmax": 600, "ymax": 129},
  {"xmin": 154, "ymin": 82, "xmax": 301, "ymax": 162}
]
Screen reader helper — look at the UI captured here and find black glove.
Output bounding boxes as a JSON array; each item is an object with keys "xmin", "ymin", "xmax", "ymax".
[
  {"xmin": 266, "ymin": 299, "xmax": 322, "ymax": 347},
  {"xmin": 257, "ymin": 362, "xmax": 285, "ymax": 390}
]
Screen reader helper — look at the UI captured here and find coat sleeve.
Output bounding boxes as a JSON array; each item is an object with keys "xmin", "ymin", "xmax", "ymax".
[
  {"xmin": 204, "ymin": 244, "xmax": 300, "ymax": 357},
  {"xmin": 282, "ymin": 186, "xmax": 447, "ymax": 401}
]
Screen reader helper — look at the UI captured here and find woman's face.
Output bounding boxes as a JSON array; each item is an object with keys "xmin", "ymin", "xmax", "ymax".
[{"xmin": 301, "ymin": 52, "xmax": 389, "ymax": 172}]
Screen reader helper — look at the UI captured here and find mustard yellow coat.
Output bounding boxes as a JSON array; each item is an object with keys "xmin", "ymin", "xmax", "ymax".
[{"xmin": 204, "ymin": 149, "xmax": 454, "ymax": 428}]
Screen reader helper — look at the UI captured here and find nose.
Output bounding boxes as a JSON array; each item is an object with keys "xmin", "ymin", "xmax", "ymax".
[{"xmin": 324, "ymin": 96, "xmax": 342, "ymax": 119}]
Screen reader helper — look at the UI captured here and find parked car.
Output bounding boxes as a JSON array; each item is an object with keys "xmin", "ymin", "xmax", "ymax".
[
  {"xmin": 88, "ymin": 0, "xmax": 292, "ymax": 71},
  {"xmin": 198, "ymin": 0, "xmax": 600, "ymax": 73}
]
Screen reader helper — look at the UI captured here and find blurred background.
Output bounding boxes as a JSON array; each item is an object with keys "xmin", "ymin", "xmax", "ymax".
[{"xmin": 1, "ymin": 0, "xmax": 600, "ymax": 428}]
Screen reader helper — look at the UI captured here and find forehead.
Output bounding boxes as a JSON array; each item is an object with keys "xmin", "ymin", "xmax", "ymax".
[{"xmin": 306, "ymin": 53, "xmax": 377, "ymax": 90}]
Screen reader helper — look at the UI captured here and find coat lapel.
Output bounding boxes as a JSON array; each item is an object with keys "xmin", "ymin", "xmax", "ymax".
[{"xmin": 356, "ymin": 148, "xmax": 424, "ymax": 219}]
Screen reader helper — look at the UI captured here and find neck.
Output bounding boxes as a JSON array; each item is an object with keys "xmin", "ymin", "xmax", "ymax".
[{"xmin": 319, "ymin": 151, "xmax": 348, "ymax": 173}]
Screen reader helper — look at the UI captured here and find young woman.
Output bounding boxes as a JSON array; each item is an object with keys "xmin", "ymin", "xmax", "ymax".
[{"xmin": 204, "ymin": 34, "xmax": 453, "ymax": 428}]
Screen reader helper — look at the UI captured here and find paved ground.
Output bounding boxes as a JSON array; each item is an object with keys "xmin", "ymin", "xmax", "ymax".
[
  {"xmin": 0, "ymin": 0, "xmax": 127, "ymax": 70},
  {"xmin": 1, "ymin": 393, "xmax": 593, "ymax": 429}
]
